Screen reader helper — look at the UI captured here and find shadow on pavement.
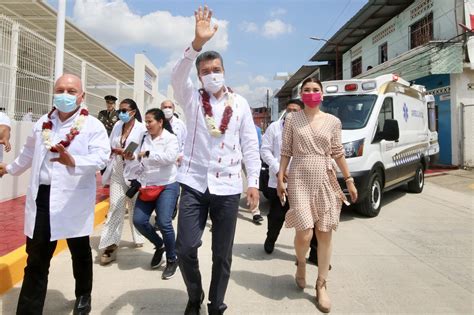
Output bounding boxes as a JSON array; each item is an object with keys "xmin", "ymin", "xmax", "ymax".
[
  {"xmin": 101, "ymin": 288, "xmax": 187, "ymax": 315},
  {"xmin": 2, "ymin": 288, "xmax": 72, "ymax": 315},
  {"xmin": 232, "ymin": 243, "xmax": 295, "ymax": 263},
  {"xmin": 340, "ymin": 187, "xmax": 407, "ymax": 222},
  {"xmin": 231, "ymin": 270, "xmax": 315, "ymax": 301}
]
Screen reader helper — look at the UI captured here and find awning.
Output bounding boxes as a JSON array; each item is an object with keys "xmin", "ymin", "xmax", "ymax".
[
  {"xmin": 356, "ymin": 41, "xmax": 464, "ymax": 81},
  {"xmin": 0, "ymin": 0, "xmax": 134, "ymax": 83},
  {"xmin": 310, "ymin": 0, "xmax": 414, "ymax": 62}
]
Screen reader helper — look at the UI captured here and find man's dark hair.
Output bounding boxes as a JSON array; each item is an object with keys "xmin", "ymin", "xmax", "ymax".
[
  {"xmin": 286, "ymin": 98, "xmax": 304, "ymax": 109},
  {"xmin": 195, "ymin": 51, "xmax": 224, "ymax": 74}
]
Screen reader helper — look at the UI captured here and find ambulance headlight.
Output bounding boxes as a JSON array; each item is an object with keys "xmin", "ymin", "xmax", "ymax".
[{"xmin": 343, "ymin": 139, "xmax": 364, "ymax": 158}]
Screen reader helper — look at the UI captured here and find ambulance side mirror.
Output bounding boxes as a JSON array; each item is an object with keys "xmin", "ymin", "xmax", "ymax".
[{"xmin": 382, "ymin": 119, "xmax": 400, "ymax": 142}]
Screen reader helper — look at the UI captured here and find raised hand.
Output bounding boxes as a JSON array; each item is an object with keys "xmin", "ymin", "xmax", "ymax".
[
  {"xmin": 50, "ymin": 144, "xmax": 75, "ymax": 167},
  {"xmin": 192, "ymin": 5, "xmax": 218, "ymax": 51}
]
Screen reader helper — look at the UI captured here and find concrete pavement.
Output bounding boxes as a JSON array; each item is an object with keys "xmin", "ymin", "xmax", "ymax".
[{"xmin": 1, "ymin": 170, "xmax": 473, "ymax": 314}]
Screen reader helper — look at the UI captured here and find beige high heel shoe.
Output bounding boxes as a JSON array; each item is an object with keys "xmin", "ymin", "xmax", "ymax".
[
  {"xmin": 315, "ymin": 277, "xmax": 331, "ymax": 313},
  {"xmin": 295, "ymin": 260, "xmax": 306, "ymax": 289}
]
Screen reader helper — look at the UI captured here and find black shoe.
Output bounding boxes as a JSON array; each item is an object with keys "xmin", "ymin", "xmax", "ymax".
[
  {"xmin": 207, "ymin": 302, "xmax": 227, "ymax": 314},
  {"xmin": 73, "ymin": 295, "xmax": 91, "ymax": 315},
  {"xmin": 150, "ymin": 246, "xmax": 165, "ymax": 269},
  {"xmin": 264, "ymin": 238, "xmax": 274, "ymax": 254},
  {"xmin": 162, "ymin": 258, "xmax": 179, "ymax": 279},
  {"xmin": 252, "ymin": 214, "xmax": 264, "ymax": 224},
  {"xmin": 184, "ymin": 290, "xmax": 205, "ymax": 315}
]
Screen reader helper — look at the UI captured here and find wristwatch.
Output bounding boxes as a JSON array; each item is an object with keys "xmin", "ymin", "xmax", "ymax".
[{"xmin": 144, "ymin": 150, "xmax": 150, "ymax": 158}]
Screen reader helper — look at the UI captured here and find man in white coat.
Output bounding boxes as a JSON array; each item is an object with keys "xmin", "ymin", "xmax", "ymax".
[
  {"xmin": 161, "ymin": 100, "xmax": 187, "ymax": 165},
  {"xmin": 0, "ymin": 74, "xmax": 110, "ymax": 315},
  {"xmin": 172, "ymin": 6, "xmax": 260, "ymax": 315}
]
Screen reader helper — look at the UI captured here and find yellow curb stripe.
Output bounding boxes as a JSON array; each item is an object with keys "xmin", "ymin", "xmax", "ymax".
[{"xmin": 0, "ymin": 199, "xmax": 110, "ymax": 295}]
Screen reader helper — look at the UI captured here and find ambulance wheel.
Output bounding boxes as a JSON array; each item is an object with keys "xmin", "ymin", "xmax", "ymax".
[
  {"xmin": 356, "ymin": 171, "xmax": 383, "ymax": 217},
  {"xmin": 407, "ymin": 163, "xmax": 424, "ymax": 193}
]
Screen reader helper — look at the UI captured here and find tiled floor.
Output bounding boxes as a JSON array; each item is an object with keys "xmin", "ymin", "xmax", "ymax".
[{"xmin": 0, "ymin": 177, "xmax": 109, "ymax": 256}]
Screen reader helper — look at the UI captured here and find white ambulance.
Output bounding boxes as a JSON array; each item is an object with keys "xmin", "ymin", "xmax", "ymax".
[{"xmin": 321, "ymin": 74, "xmax": 439, "ymax": 217}]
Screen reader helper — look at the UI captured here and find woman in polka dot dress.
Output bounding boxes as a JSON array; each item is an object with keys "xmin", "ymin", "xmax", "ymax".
[{"xmin": 277, "ymin": 78, "xmax": 357, "ymax": 313}]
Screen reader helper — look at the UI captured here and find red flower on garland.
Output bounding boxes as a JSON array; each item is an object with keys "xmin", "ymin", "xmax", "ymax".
[
  {"xmin": 42, "ymin": 107, "xmax": 89, "ymax": 152},
  {"xmin": 199, "ymin": 87, "xmax": 234, "ymax": 135}
]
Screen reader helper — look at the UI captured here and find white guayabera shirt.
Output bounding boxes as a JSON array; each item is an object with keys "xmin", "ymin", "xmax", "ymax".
[
  {"xmin": 260, "ymin": 119, "xmax": 285, "ymax": 189},
  {"xmin": 171, "ymin": 45, "xmax": 261, "ymax": 195}
]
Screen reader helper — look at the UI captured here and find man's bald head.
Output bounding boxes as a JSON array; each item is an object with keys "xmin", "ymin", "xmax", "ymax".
[
  {"xmin": 54, "ymin": 74, "xmax": 85, "ymax": 106},
  {"xmin": 160, "ymin": 100, "xmax": 175, "ymax": 110}
]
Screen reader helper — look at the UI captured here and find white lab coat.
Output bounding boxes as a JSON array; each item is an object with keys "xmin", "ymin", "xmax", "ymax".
[
  {"xmin": 104, "ymin": 119, "xmax": 147, "ymax": 184},
  {"xmin": 6, "ymin": 108, "xmax": 110, "ymax": 241},
  {"xmin": 170, "ymin": 116, "xmax": 187, "ymax": 157}
]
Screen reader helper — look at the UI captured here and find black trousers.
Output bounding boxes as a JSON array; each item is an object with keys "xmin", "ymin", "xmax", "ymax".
[
  {"xmin": 16, "ymin": 185, "xmax": 93, "ymax": 315},
  {"xmin": 176, "ymin": 184, "xmax": 240, "ymax": 313},
  {"xmin": 266, "ymin": 188, "xmax": 289, "ymax": 244},
  {"xmin": 266, "ymin": 188, "xmax": 318, "ymax": 256}
]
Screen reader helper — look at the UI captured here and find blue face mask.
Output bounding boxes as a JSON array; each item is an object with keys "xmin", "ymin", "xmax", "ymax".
[
  {"xmin": 53, "ymin": 93, "xmax": 78, "ymax": 113},
  {"xmin": 118, "ymin": 112, "xmax": 131, "ymax": 123}
]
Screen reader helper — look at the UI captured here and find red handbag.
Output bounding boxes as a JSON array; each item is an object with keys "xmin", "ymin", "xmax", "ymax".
[{"xmin": 138, "ymin": 185, "xmax": 165, "ymax": 202}]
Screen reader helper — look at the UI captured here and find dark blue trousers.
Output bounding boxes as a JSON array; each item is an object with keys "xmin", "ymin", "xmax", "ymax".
[{"xmin": 176, "ymin": 184, "xmax": 240, "ymax": 313}]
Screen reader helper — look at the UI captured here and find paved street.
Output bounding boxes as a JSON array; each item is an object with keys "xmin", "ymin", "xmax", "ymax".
[{"xmin": 1, "ymin": 170, "xmax": 473, "ymax": 314}]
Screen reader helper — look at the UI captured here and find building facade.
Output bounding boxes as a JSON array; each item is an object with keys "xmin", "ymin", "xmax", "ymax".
[{"xmin": 344, "ymin": 0, "xmax": 473, "ymax": 166}]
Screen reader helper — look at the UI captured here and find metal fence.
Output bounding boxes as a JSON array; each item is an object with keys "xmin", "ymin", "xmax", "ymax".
[{"xmin": 0, "ymin": 14, "xmax": 134, "ymax": 121}]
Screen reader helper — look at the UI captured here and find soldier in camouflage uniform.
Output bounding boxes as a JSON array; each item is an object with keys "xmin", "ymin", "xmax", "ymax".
[{"xmin": 98, "ymin": 95, "xmax": 118, "ymax": 136}]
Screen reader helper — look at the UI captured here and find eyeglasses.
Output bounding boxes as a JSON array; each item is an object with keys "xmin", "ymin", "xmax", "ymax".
[{"xmin": 118, "ymin": 109, "xmax": 133, "ymax": 114}]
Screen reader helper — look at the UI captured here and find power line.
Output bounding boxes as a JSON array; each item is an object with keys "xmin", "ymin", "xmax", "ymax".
[{"xmin": 322, "ymin": 0, "xmax": 352, "ymax": 40}]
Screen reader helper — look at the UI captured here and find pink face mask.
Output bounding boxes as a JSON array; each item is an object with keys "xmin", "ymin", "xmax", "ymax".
[{"xmin": 302, "ymin": 92, "xmax": 322, "ymax": 108}]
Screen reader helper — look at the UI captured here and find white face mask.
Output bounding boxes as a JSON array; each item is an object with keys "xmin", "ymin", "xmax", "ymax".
[
  {"xmin": 163, "ymin": 108, "xmax": 174, "ymax": 119},
  {"xmin": 201, "ymin": 73, "xmax": 225, "ymax": 94}
]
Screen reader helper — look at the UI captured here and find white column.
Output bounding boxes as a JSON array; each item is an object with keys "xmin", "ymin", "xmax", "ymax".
[
  {"xmin": 7, "ymin": 22, "xmax": 19, "ymax": 119},
  {"xmin": 116, "ymin": 80, "xmax": 120, "ymax": 101},
  {"xmin": 54, "ymin": 0, "xmax": 66, "ymax": 81}
]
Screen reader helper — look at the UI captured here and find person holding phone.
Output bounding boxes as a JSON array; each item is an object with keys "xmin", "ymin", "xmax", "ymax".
[
  {"xmin": 277, "ymin": 78, "xmax": 357, "ymax": 313},
  {"xmin": 98, "ymin": 98, "xmax": 146, "ymax": 265},
  {"xmin": 128, "ymin": 108, "xmax": 180, "ymax": 279}
]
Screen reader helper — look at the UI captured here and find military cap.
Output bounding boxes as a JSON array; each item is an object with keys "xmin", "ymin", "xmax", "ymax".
[{"xmin": 104, "ymin": 95, "xmax": 118, "ymax": 102}]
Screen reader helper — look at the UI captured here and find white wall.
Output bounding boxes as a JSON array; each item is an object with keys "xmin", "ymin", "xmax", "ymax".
[
  {"xmin": 342, "ymin": 0, "xmax": 458, "ymax": 79},
  {"xmin": 0, "ymin": 121, "xmax": 33, "ymax": 202},
  {"xmin": 451, "ymin": 69, "xmax": 474, "ymax": 166}
]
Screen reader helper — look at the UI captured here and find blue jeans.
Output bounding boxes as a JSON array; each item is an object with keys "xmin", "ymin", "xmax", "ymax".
[{"xmin": 133, "ymin": 182, "xmax": 179, "ymax": 261}]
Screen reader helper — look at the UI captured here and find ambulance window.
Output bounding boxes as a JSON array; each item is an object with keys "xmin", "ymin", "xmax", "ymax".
[{"xmin": 377, "ymin": 97, "xmax": 393, "ymax": 132}]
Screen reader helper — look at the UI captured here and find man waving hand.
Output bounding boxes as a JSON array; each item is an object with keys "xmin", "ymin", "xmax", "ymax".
[{"xmin": 172, "ymin": 6, "xmax": 260, "ymax": 315}]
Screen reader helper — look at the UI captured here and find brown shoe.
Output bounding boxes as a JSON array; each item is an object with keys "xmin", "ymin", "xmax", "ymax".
[
  {"xmin": 100, "ymin": 244, "xmax": 117, "ymax": 265},
  {"xmin": 295, "ymin": 260, "xmax": 306, "ymax": 289},
  {"xmin": 315, "ymin": 277, "xmax": 331, "ymax": 313}
]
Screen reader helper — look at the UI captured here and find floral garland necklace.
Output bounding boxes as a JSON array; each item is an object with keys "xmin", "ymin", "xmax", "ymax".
[
  {"xmin": 200, "ymin": 87, "xmax": 234, "ymax": 137},
  {"xmin": 41, "ymin": 106, "xmax": 89, "ymax": 152}
]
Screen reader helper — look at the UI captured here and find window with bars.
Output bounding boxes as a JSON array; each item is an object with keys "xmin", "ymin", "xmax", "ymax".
[
  {"xmin": 410, "ymin": 12, "xmax": 433, "ymax": 49},
  {"xmin": 379, "ymin": 42, "xmax": 388, "ymax": 64},
  {"xmin": 351, "ymin": 57, "xmax": 362, "ymax": 77}
]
